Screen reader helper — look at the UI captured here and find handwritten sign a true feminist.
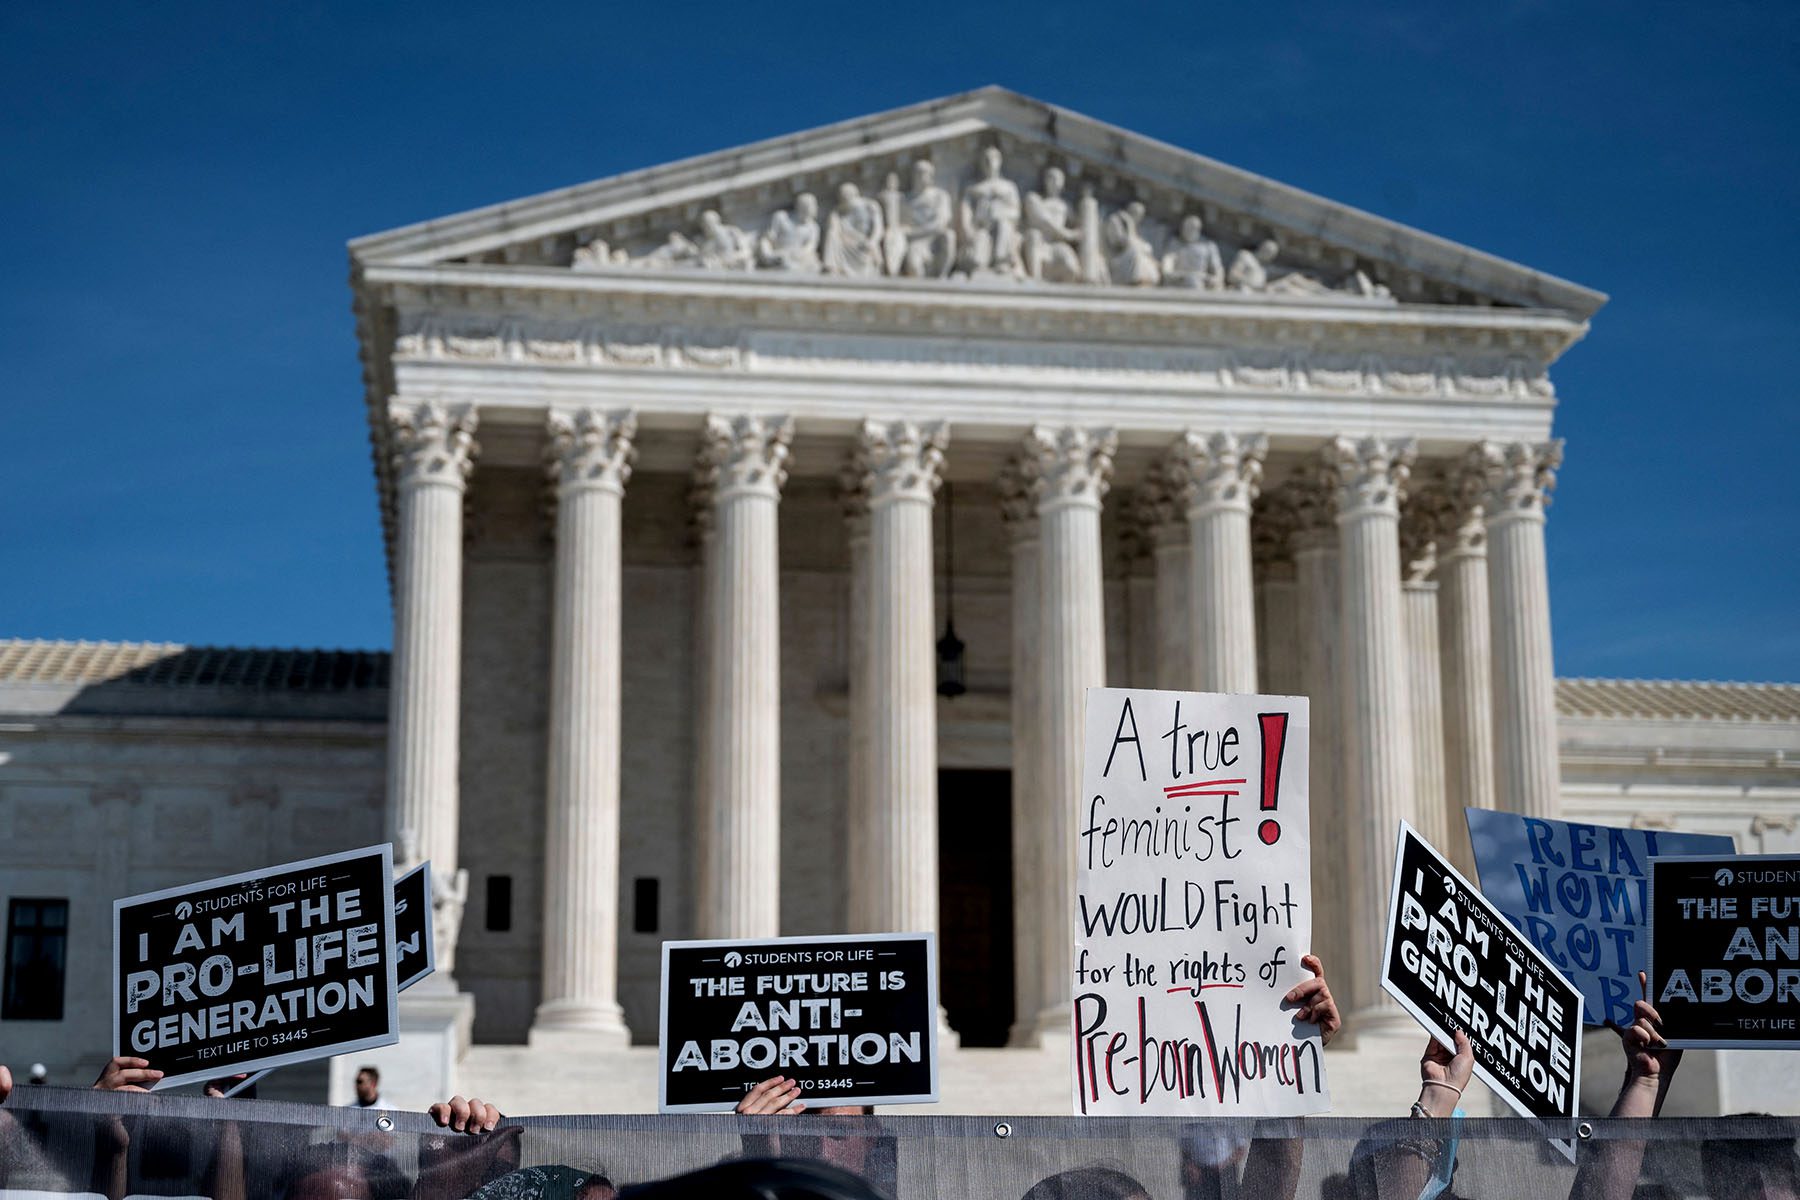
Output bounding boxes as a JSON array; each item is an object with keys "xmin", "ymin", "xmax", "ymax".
[
  {"xmin": 114, "ymin": 845, "xmax": 399, "ymax": 1089},
  {"xmin": 1383, "ymin": 823, "xmax": 1582, "ymax": 1156},
  {"xmin": 1649, "ymin": 854, "xmax": 1800, "ymax": 1048},
  {"xmin": 1467, "ymin": 810, "xmax": 1733, "ymax": 1027},
  {"xmin": 659, "ymin": 933, "xmax": 939, "ymax": 1112},
  {"xmin": 1073, "ymin": 688, "xmax": 1325, "ymax": 1117}
]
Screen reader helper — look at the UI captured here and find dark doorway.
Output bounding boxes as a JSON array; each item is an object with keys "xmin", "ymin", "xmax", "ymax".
[{"xmin": 937, "ymin": 769, "xmax": 1014, "ymax": 1047}]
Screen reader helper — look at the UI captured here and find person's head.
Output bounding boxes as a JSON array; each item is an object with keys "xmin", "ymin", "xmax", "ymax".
[
  {"xmin": 1256, "ymin": 238, "xmax": 1281, "ymax": 263},
  {"xmin": 1042, "ymin": 166, "xmax": 1066, "ymax": 195},
  {"xmin": 1180, "ymin": 215, "xmax": 1203, "ymax": 242},
  {"xmin": 277, "ymin": 1143, "xmax": 407, "ymax": 1200},
  {"xmin": 836, "ymin": 182, "xmax": 859, "ymax": 209},
  {"xmin": 795, "ymin": 193, "xmax": 818, "ymax": 221},
  {"xmin": 354, "ymin": 1066, "xmax": 380, "ymax": 1104},
  {"xmin": 1020, "ymin": 1167, "xmax": 1150, "ymax": 1200},
  {"xmin": 1702, "ymin": 1120, "xmax": 1800, "ymax": 1200},
  {"xmin": 622, "ymin": 1157, "xmax": 887, "ymax": 1199},
  {"xmin": 980, "ymin": 146, "xmax": 1003, "ymax": 178},
  {"xmin": 700, "ymin": 210, "xmax": 722, "ymax": 235},
  {"xmin": 911, "ymin": 159, "xmax": 935, "ymax": 190}
]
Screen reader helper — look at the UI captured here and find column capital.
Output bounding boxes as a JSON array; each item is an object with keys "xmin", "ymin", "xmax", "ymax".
[
  {"xmin": 1166, "ymin": 431, "xmax": 1267, "ymax": 518},
  {"xmin": 1398, "ymin": 495, "xmax": 1439, "ymax": 585},
  {"xmin": 1416, "ymin": 466, "xmax": 1488, "ymax": 561},
  {"xmin": 1286, "ymin": 466, "xmax": 1340, "ymax": 552},
  {"xmin": 857, "ymin": 419, "xmax": 948, "ymax": 507},
  {"xmin": 997, "ymin": 454, "xmax": 1040, "ymax": 542},
  {"xmin": 1027, "ymin": 425, "xmax": 1116, "ymax": 511},
  {"xmin": 1472, "ymin": 439, "xmax": 1562, "ymax": 525},
  {"xmin": 838, "ymin": 450, "xmax": 872, "ymax": 539},
  {"xmin": 701, "ymin": 413, "xmax": 794, "ymax": 501},
  {"xmin": 1252, "ymin": 490, "xmax": 1300, "ymax": 580},
  {"xmin": 1131, "ymin": 464, "xmax": 1187, "ymax": 551},
  {"xmin": 1326, "ymin": 435, "xmax": 1416, "ymax": 520},
  {"xmin": 390, "ymin": 399, "xmax": 479, "ymax": 490},
  {"xmin": 545, "ymin": 408, "xmax": 637, "ymax": 496}
]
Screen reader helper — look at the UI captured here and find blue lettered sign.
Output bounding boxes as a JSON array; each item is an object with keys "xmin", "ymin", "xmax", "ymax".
[{"xmin": 1466, "ymin": 809, "xmax": 1734, "ymax": 1027}]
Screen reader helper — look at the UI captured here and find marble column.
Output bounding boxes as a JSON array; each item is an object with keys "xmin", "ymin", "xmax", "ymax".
[
  {"xmin": 1000, "ymin": 458, "xmax": 1044, "ymax": 1046},
  {"xmin": 1132, "ymin": 469, "xmax": 1190, "ymax": 691},
  {"xmin": 1429, "ymin": 469, "xmax": 1496, "ymax": 878},
  {"xmin": 1168, "ymin": 431, "xmax": 1266, "ymax": 694},
  {"xmin": 1029, "ymin": 424, "xmax": 1115, "ymax": 1037},
  {"xmin": 840, "ymin": 460, "xmax": 874, "ymax": 933},
  {"xmin": 1254, "ymin": 492, "xmax": 1302, "ymax": 696},
  {"xmin": 855, "ymin": 421, "xmax": 948, "ymax": 938},
  {"xmin": 1399, "ymin": 500, "xmax": 1448, "ymax": 856},
  {"xmin": 1478, "ymin": 440, "xmax": 1565, "ymax": 820},
  {"xmin": 694, "ymin": 414, "xmax": 793, "ymax": 939},
  {"xmin": 1289, "ymin": 472, "xmax": 1352, "ymax": 1008},
  {"xmin": 1328, "ymin": 436, "xmax": 1417, "ymax": 1019},
  {"xmin": 385, "ymin": 399, "xmax": 478, "ymax": 978},
  {"xmin": 534, "ymin": 408, "xmax": 635, "ymax": 1040}
]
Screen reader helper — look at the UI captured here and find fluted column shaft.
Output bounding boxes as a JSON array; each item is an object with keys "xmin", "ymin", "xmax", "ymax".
[
  {"xmin": 1402, "ymin": 579, "xmax": 1448, "ymax": 853},
  {"xmin": 1029, "ymin": 426, "xmax": 1115, "ymax": 1036},
  {"xmin": 1169, "ymin": 432, "xmax": 1265, "ymax": 693},
  {"xmin": 1133, "ymin": 476, "xmax": 1190, "ymax": 691},
  {"xmin": 1000, "ymin": 462, "xmax": 1043, "ymax": 1046},
  {"xmin": 841, "ymin": 470, "xmax": 874, "ymax": 933},
  {"xmin": 855, "ymin": 422, "xmax": 947, "ymax": 936},
  {"xmin": 1481, "ymin": 441, "xmax": 1565, "ymax": 820},
  {"xmin": 1431, "ymin": 479, "xmax": 1495, "ymax": 876},
  {"xmin": 1254, "ymin": 494, "xmax": 1302, "ymax": 696},
  {"xmin": 1291, "ymin": 477, "xmax": 1350, "ymax": 1007},
  {"xmin": 1330, "ymin": 437, "xmax": 1417, "ymax": 1018},
  {"xmin": 695, "ymin": 415, "xmax": 792, "ymax": 939},
  {"xmin": 386, "ymin": 400, "xmax": 477, "ymax": 978},
  {"xmin": 535, "ymin": 409, "xmax": 635, "ymax": 1038}
]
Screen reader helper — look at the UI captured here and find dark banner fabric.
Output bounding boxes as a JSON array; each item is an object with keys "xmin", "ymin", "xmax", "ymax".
[
  {"xmin": 1382, "ymin": 823, "xmax": 1583, "ymax": 1159},
  {"xmin": 113, "ymin": 845, "xmax": 399, "ymax": 1089},
  {"xmin": 659, "ymin": 933, "xmax": 938, "ymax": 1112},
  {"xmin": 1650, "ymin": 853, "xmax": 1800, "ymax": 1048},
  {"xmin": 4, "ymin": 1086, "xmax": 1800, "ymax": 1200}
]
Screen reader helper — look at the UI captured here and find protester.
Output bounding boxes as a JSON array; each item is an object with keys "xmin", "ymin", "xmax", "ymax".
[
  {"xmin": 1021, "ymin": 1166, "xmax": 1152, "ymax": 1200},
  {"xmin": 734, "ymin": 1076, "xmax": 892, "ymax": 1194},
  {"xmin": 1570, "ymin": 971, "xmax": 1683, "ymax": 1200},
  {"xmin": 355, "ymin": 1065, "xmax": 391, "ymax": 1109},
  {"xmin": 92, "ymin": 1054, "xmax": 163, "ymax": 1092},
  {"xmin": 1352, "ymin": 1028, "xmax": 1474, "ymax": 1200}
]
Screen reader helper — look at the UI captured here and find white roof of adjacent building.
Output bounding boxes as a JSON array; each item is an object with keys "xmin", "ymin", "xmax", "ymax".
[{"xmin": 1556, "ymin": 677, "xmax": 1800, "ymax": 723}]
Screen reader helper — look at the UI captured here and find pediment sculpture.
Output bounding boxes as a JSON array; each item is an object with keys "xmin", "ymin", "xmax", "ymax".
[{"xmin": 568, "ymin": 147, "xmax": 1400, "ymax": 302}]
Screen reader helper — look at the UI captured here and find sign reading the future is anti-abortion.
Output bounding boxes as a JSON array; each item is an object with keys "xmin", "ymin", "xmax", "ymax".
[
  {"xmin": 114, "ymin": 845, "xmax": 399, "ymax": 1090},
  {"xmin": 1468, "ymin": 810, "xmax": 1734, "ymax": 1027},
  {"xmin": 659, "ymin": 933, "xmax": 939, "ymax": 1112},
  {"xmin": 1383, "ymin": 823, "xmax": 1582, "ymax": 1159},
  {"xmin": 1073, "ymin": 687, "xmax": 1325, "ymax": 1117},
  {"xmin": 1649, "ymin": 854, "xmax": 1800, "ymax": 1049}
]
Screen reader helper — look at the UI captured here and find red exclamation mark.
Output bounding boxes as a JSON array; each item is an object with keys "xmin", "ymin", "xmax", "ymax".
[{"xmin": 1256, "ymin": 712, "xmax": 1288, "ymax": 845}]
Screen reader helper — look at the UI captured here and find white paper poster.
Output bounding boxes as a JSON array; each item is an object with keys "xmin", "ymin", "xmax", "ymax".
[{"xmin": 1073, "ymin": 687, "xmax": 1326, "ymax": 1116}]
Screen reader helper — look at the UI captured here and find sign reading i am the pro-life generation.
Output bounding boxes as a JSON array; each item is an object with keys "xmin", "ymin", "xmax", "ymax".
[
  {"xmin": 659, "ymin": 933, "xmax": 938, "ymax": 1112},
  {"xmin": 1383, "ymin": 822, "xmax": 1582, "ymax": 1159},
  {"xmin": 1467, "ymin": 810, "xmax": 1734, "ymax": 1027},
  {"xmin": 1649, "ymin": 854, "xmax": 1800, "ymax": 1049},
  {"xmin": 1073, "ymin": 687, "xmax": 1326, "ymax": 1117},
  {"xmin": 114, "ymin": 845, "xmax": 399, "ymax": 1090}
]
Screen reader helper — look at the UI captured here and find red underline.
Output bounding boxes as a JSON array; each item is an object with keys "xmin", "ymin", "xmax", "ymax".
[{"xmin": 1165, "ymin": 984, "xmax": 1245, "ymax": 993}]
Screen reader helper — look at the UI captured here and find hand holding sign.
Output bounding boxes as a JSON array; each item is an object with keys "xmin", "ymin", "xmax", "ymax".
[
  {"xmin": 1284, "ymin": 955, "xmax": 1341, "ymax": 1046},
  {"xmin": 92, "ymin": 1056, "xmax": 163, "ymax": 1093}
]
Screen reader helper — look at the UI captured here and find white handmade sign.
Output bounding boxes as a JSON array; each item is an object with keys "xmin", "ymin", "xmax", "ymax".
[{"xmin": 1073, "ymin": 687, "xmax": 1326, "ymax": 1116}]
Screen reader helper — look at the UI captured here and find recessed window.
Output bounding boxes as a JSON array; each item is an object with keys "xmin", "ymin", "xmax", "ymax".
[
  {"xmin": 4, "ymin": 898, "xmax": 68, "ymax": 1021},
  {"xmin": 485, "ymin": 876, "xmax": 512, "ymax": 932},
  {"xmin": 633, "ymin": 878, "xmax": 659, "ymax": 934}
]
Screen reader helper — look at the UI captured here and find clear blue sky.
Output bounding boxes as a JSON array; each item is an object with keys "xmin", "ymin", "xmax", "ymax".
[{"xmin": 3, "ymin": 2, "xmax": 1795, "ymax": 680}]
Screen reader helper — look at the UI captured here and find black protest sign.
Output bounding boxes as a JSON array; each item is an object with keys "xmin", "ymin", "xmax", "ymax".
[
  {"xmin": 1649, "ymin": 854, "xmax": 1800, "ymax": 1048},
  {"xmin": 1382, "ymin": 822, "xmax": 1582, "ymax": 1156},
  {"xmin": 393, "ymin": 862, "xmax": 435, "ymax": 991},
  {"xmin": 659, "ymin": 933, "xmax": 938, "ymax": 1112},
  {"xmin": 114, "ymin": 845, "xmax": 399, "ymax": 1089}
]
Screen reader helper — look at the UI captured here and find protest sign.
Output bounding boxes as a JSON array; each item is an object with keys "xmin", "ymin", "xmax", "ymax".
[
  {"xmin": 393, "ymin": 861, "xmax": 435, "ymax": 991},
  {"xmin": 1649, "ymin": 854, "xmax": 1800, "ymax": 1048},
  {"xmin": 659, "ymin": 932, "xmax": 938, "ymax": 1112},
  {"xmin": 114, "ymin": 844, "xmax": 399, "ymax": 1090},
  {"xmin": 1383, "ymin": 822, "xmax": 1582, "ymax": 1159},
  {"xmin": 1467, "ymin": 810, "xmax": 1733, "ymax": 1027},
  {"xmin": 1072, "ymin": 687, "xmax": 1325, "ymax": 1117}
]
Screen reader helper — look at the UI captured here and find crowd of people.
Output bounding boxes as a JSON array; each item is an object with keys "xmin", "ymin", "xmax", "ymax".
[{"xmin": 0, "ymin": 959, "xmax": 1794, "ymax": 1199}]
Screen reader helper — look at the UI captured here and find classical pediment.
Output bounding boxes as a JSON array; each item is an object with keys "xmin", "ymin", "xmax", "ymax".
[{"xmin": 351, "ymin": 87, "xmax": 1604, "ymax": 318}]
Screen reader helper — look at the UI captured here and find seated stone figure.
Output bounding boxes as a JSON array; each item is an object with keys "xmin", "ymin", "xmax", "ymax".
[
  {"xmin": 1104, "ymin": 201, "xmax": 1160, "ymax": 286},
  {"xmin": 1022, "ymin": 165, "xmax": 1083, "ymax": 283},
  {"xmin": 821, "ymin": 182, "xmax": 885, "ymax": 278},
  {"xmin": 959, "ymin": 146, "xmax": 1022, "ymax": 277},
  {"xmin": 1161, "ymin": 214, "xmax": 1224, "ymax": 290},
  {"xmin": 758, "ymin": 193, "xmax": 821, "ymax": 272}
]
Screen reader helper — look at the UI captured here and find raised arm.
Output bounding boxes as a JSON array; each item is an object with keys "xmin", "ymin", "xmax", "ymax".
[{"xmin": 1570, "ymin": 971, "xmax": 1682, "ymax": 1200}]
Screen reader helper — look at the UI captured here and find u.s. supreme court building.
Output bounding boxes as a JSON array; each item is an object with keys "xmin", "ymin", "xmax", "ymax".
[{"xmin": 3, "ymin": 89, "xmax": 1797, "ymax": 1116}]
